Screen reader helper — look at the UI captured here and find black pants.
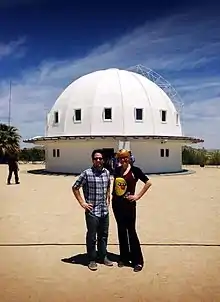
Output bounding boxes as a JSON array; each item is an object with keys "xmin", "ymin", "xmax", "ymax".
[
  {"xmin": 7, "ymin": 168, "xmax": 19, "ymax": 184},
  {"xmin": 112, "ymin": 200, "xmax": 143, "ymax": 266},
  {"xmin": 85, "ymin": 211, "xmax": 109, "ymax": 262}
]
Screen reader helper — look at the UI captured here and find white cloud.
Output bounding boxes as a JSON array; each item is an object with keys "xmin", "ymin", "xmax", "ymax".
[
  {"xmin": 0, "ymin": 37, "xmax": 26, "ymax": 60},
  {"xmin": 0, "ymin": 12, "xmax": 220, "ymax": 148}
]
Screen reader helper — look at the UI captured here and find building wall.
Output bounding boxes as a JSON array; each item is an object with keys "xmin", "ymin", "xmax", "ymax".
[
  {"xmin": 44, "ymin": 138, "xmax": 183, "ymax": 174},
  {"xmin": 45, "ymin": 139, "xmax": 118, "ymax": 174},
  {"xmin": 130, "ymin": 140, "xmax": 182, "ymax": 173}
]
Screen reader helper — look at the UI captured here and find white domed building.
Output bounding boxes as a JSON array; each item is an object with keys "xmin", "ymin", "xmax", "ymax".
[{"xmin": 24, "ymin": 67, "xmax": 203, "ymax": 174}]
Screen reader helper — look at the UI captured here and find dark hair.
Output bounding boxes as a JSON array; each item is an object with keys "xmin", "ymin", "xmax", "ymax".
[{"xmin": 91, "ymin": 149, "xmax": 103, "ymax": 159}]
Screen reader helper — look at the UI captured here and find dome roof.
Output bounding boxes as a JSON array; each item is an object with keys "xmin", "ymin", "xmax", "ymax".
[{"xmin": 46, "ymin": 68, "xmax": 182, "ymax": 137}]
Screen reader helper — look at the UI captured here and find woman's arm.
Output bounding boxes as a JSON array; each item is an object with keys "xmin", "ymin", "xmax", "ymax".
[{"xmin": 127, "ymin": 166, "xmax": 152, "ymax": 202}]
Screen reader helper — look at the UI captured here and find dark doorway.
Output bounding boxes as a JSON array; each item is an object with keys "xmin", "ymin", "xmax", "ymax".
[{"xmin": 102, "ymin": 148, "xmax": 114, "ymax": 174}]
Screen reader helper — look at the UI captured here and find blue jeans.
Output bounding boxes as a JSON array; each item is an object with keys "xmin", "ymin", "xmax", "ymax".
[{"xmin": 85, "ymin": 211, "xmax": 109, "ymax": 262}]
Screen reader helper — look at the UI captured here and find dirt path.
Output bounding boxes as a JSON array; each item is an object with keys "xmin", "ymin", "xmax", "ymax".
[{"xmin": 0, "ymin": 164, "xmax": 220, "ymax": 302}]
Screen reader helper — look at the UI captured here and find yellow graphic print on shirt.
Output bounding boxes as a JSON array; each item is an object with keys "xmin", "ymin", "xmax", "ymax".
[{"xmin": 115, "ymin": 177, "xmax": 127, "ymax": 196}]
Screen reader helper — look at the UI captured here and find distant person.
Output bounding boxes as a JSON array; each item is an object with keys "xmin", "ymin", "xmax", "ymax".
[
  {"xmin": 129, "ymin": 151, "xmax": 135, "ymax": 165},
  {"xmin": 72, "ymin": 149, "xmax": 113, "ymax": 271},
  {"xmin": 7, "ymin": 153, "xmax": 20, "ymax": 185},
  {"xmin": 112, "ymin": 149, "xmax": 152, "ymax": 272},
  {"xmin": 111, "ymin": 152, "xmax": 119, "ymax": 171},
  {"xmin": 104, "ymin": 156, "xmax": 112, "ymax": 174}
]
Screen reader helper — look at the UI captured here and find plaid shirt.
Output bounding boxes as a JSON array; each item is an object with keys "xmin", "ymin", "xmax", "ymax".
[{"xmin": 72, "ymin": 167, "xmax": 110, "ymax": 217}]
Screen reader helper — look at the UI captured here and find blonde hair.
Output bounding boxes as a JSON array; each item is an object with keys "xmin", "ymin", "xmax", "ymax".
[{"xmin": 116, "ymin": 149, "xmax": 130, "ymax": 158}]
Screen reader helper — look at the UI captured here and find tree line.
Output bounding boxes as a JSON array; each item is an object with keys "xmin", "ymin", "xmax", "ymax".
[
  {"xmin": 1, "ymin": 122, "xmax": 220, "ymax": 165},
  {"xmin": 182, "ymin": 146, "xmax": 220, "ymax": 166},
  {"xmin": 0, "ymin": 123, "xmax": 44, "ymax": 163}
]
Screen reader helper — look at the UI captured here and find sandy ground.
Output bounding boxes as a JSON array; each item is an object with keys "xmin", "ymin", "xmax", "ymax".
[{"xmin": 0, "ymin": 164, "xmax": 220, "ymax": 302}]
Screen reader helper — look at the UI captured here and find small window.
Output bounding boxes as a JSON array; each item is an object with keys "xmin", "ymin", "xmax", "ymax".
[
  {"xmin": 160, "ymin": 149, "xmax": 164, "ymax": 157},
  {"xmin": 54, "ymin": 111, "xmax": 59, "ymax": 124},
  {"xmin": 165, "ymin": 149, "xmax": 169, "ymax": 157},
  {"xmin": 135, "ymin": 108, "xmax": 143, "ymax": 121},
  {"xmin": 161, "ymin": 110, "xmax": 167, "ymax": 122},
  {"xmin": 176, "ymin": 113, "xmax": 179, "ymax": 125},
  {"xmin": 73, "ymin": 109, "xmax": 81, "ymax": 122},
  {"xmin": 104, "ymin": 108, "xmax": 112, "ymax": 121},
  {"xmin": 53, "ymin": 149, "xmax": 60, "ymax": 158}
]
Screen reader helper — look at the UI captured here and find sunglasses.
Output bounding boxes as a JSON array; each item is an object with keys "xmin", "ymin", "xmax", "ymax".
[{"xmin": 93, "ymin": 157, "xmax": 103, "ymax": 160}]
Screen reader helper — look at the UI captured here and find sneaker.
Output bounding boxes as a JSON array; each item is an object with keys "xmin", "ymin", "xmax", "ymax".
[
  {"xmin": 88, "ymin": 261, "xmax": 98, "ymax": 271},
  {"xmin": 103, "ymin": 257, "xmax": 113, "ymax": 267},
  {"xmin": 133, "ymin": 264, "xmax": 143, "ymax": 272}
]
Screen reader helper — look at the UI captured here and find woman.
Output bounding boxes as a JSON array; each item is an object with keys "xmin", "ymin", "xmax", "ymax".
[{"xmin": 112, "ymin": 149, "xmax": 152, "ymax": 272}]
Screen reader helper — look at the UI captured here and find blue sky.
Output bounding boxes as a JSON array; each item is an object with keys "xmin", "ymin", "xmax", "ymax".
[{"xmin": 0, "ymin": 0, "xmax": 219, "ymax": 149}]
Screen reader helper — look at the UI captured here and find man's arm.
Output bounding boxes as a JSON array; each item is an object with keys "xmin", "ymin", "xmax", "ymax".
[
  {"xmin": 72, "ymin": 172, "xmax": 93, "ymax": 211},
  {"xmin": 15, "ymin": 160, "xmax": 19, "ymax": 170},
  {"xmin": 107, "ymin": 175, "xmax": 111, "ymax": 206}
]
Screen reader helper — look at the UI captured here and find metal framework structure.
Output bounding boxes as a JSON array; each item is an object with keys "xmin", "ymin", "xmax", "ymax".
[{"xmin": 127, "ymin": 64, "xmax": 184, "ymax": 114}]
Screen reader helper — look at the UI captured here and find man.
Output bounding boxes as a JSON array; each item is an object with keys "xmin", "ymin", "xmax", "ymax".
[
  {"xmin": 72, "ymin": 149, "xmax": 113, "ymax": 271},
  {"xmin": 129, "ymin": 151, "xmax": 135, "ymax": 165},
  {"xmin": 7, "ymin": 153, "xmax": 20, "ymax": 185},
  {"xmin": 112, "ymin": 152, "xmax": 120, "ymax": 170}
]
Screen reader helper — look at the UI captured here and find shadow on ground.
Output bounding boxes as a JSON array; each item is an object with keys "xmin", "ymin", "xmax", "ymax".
[
  {"xmin": 26, "ymin": 168, "xmax": 195, "ymax": 177},
  {"xmin": 26, "ymin": 169, "xmax": 80, "ymax": 177},
  {"xmin": 61, "ymin": 252, "xmax": 120, "ymax": 267}
]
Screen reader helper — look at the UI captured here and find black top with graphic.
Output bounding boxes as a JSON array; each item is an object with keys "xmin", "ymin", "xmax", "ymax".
[{"xmin": 112, "ymin": 165, "xmax": 149, "ymax": 201}]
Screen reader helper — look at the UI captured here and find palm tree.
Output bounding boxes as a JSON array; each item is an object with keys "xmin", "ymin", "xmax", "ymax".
[{"xmin": 0, "ymin": 123, "xmax": 21, "ymax": 156}]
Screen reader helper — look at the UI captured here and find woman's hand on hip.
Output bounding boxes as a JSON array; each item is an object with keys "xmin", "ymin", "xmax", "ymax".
[{"xmin": 126, "ymin": 194, "xmax": 139, "ymax": 202}]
